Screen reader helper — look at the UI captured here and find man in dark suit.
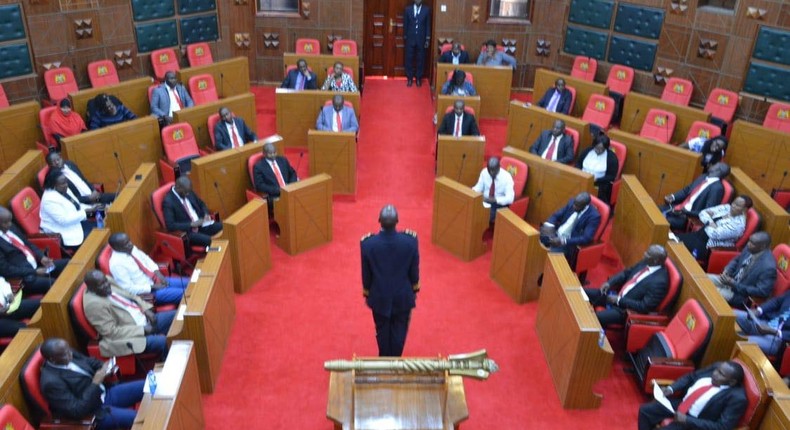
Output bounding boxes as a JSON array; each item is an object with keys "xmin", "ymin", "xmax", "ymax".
[
  {"xmin": 710, "ymin": 231, "xmax": 776, "ymax": 307},
  {"xmin": 584, "ymin": 244, "xmax": 669, "ymax": 326},
  {"xmin": 281, "ymin": 58, "xmax": 318, "ymax": 90},
  {"xmin": 438, "ymin": 42, "xmax": 470, "ymax": 65},
  {"xmin": 536, "ymin": 78, "xmax": 573, "ymax": 115},
  {"xmin": 403, "ymin": 0, "xmax": 430, "ymax": 87},
  {"xmin": 661, "ymin": 162, "xmax": 730, "ymax": 230},
  {"xmin": 0, "ymin": 206, "xmax": 68, "ymax": 295},
  {"xmin": 45, "ymin": 152, "xmax": 115, "ymax": 204},
  {"xmin": 735, "ymin": 289, "xmax": 790, "ymax": 355},
  {"xmin": 253, "ymin": 142, "xmax": 299, "ymax": 205},
  {"xmin": 39, "ymin": 337, "xmax": 144, "ymax": 429},
  {"xmin": 529, "ymin": 119, "xmax": 575, "ymax": 164},
  {"xmin": 437, "ymin": 100, "xmax": 480, "ymax": 137},
  {"xmin": 540, "ymin": 192, "xmax": 601, "ymax": 267},
  {"xmin": 162, "ymin": 176, "xmax": 223, "ymax": 247},
  {"xmin": 213, "ymin": 106, "xmax": 257, "ymax": 151},
  {"xmin": 150, "ymin": 71, "xmax": 194, "ymax": 126},
  {"xmin": 361, "ymin": 205, "xmax": 420, "ymax": 357},
  {"xmin": 638, "ymin": 361, "xmax": 747, "ymax": 430}
]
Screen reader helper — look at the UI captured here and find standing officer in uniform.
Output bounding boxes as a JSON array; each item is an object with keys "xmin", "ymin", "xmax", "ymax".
[
  {"xmin": 361, "ymin": 205, "xmax": 420, "ymax": 357},
  {"xmin": 403, "ymin": 0, "xmax": 431, "ymax": 87}
]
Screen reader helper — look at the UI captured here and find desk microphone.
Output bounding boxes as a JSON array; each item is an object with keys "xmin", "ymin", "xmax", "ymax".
[
  {"xmin": 637, "ymin": 151, "xmax": 643, "ymax": 180},
  {"xmin": 456, "ymin": 153, "xmax": 466, "ymax": 182},
  {"xmin": 524, "ymin": 123, "xmax": 534, "ymax": 147},
  {"xmin": 294, "ymin": 152, "xmax": 304, "ymax": 180},
  {"xmin": 656, "ymin": 173, "xmax": 667, "ymax": 200},
  {"xmin": 626, "ymin": 108, "xmax": 641, "ymax": 133},
  {"xmin": 113, "ymin": 152, "xmax": 127, "ymax": 184},
  {"xmin": 219, "ymin": 72, "xmax": 224, "ymax": 98},
  {"xmin": 664, "ymin": 115, "xmax": 672, "ymax": 144},
  {"xmin": 773, "ymin": 170, "xmax": 788, "ymax": 196},
  {"xmin": 213, "ymin": 181, "xmax": 228, "ymax": 216},
  {"xmin": 160, "ymin": 241, "xmax": 196, "ymax": 274}
]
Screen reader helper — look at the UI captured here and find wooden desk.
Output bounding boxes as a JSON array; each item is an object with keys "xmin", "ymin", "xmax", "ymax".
[
  {"xmin": 274, "ymin": 174, "xmax": 333, "ymax": 255},
  {"xmin": 620, "ymin": 92, "xmax": 711, "ymax": 144},
  {"xmin": 283, "ymin": 53, "xmax": 360, "ymax": 82},
  {"xmin": 533, "ymin": 69, "xmax": 609, "ymax": 118},
  {"xmin": 0, "ymin": 150, "xmax": 45, "ymax": 207},
  {"xmin": 132, "ymin": 341, "xmax": 204, "ymax": 430},
  {"xmin": 275, "ymin": 89, "xmax": 361, "ymax": 148},
  {"xmin": 431, "ymin": 177, "xmax": 488, "ymax": 261},
  {"xmin": 173, "ymin": 93, "xmax": 257, "ymax": 151},
  {"xmin": 506, "ymin": 102, "xmax": 592, "ymax": 153},
  {"xmin": 729, "ymin": 167, "xmax": 790, "ymax": 247},
  {"xmin": 69, "ymin": 77, "xmax": 154, "ymax": 118},
  {"xmin": 609, "ymin": 130, "xmax": 702, "ymax": 205},
  {"xmin": 307, "ymin": 130, "xmax": 357, "ymax": 195},
  {"xmin": 611, "ymin": 175, "xmax": 670, "ymax": 268},
  {"xmin": 667, "ymin": 242, "xmax": 736, "ymax": 366},
  {"xmin": 177, "ymin": 57, "xmax": 250, "ymax": 98},
  {"xmin": 501, "ymin": 146, "xmax": 595, "ymax": 225},
  {"xmin": 168, "ymin": 240, "xmax": 235, "ymax": 393},
  {"xmin": 728, "ymin": 120, "xmax": 790, "ymax": 194},
  {"xmin": 107, "ymin": 163, "xmax": 159, "ymax": 253},
  {"xmin": 0, "ymin": 329, "xmax": 43, "ymax": 423},
  {"xmin": 436, "ymin": 95, "xmax": 481, "ymax": 122},
  {"xmin": 220, "ymin": 199, "xmax": 271, "ymax": 294},
  {"xmin": 536, "ymin": 254, "xmax": 612, "ymax": 409},
  {"xmin": 436, "ymin": 135, "xmax": 485, "ymax": 187},
  {"xmin": 0, "ymin": 101, "xmax": 41, "ymax": 171},
  {"xmin": 490, "ymin": 209, "xmax": 546, "ymax": 303},
  {"xmin": 435, "ymin": 63, "xmax": 513, "ymax": 119},
  {"xmin": 731, "ymin": 341, "xmax": 790, "ymax": 430},
  {"xmin": 61, "ymin": 116, "xmax": 162, "ymax": 193}
]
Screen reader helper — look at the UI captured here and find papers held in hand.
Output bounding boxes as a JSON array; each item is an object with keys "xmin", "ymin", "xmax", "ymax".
[
  {"xmin": 0, "ymin": 279, "xmax": 23, "ymax": 314},
  {"xmin": 653, "ymin": 380, "xmax": 674, "ymax": 412},
  {"xmin": 201, "ymin": 218, "xmax": 215, "ymax": 228}
]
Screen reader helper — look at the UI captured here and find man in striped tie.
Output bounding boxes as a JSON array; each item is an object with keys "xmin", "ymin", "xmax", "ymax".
[{"xmin": 638, "ymin": 361, "xmax": 747, "ymax": 430}]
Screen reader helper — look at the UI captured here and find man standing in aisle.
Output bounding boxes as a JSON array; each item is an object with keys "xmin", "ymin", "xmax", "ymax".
[
  {"xmin": 361, "ymin": 205, "xmax": 420, "ymax": 357},
  {"xmin": 403, "ymin": 0, "xmax": 431, "ymax": 87}
]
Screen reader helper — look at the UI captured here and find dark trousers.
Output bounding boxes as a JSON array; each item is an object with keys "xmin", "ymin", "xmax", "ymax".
[
  {"xmin": 678, "ymin": 229, "xmax": 710, "ymax": 262},
  {"xmin": 488, "ymin": 203, "xmax": 509, "ymax": 224},
  {"xmin": 22, "ymin": 258, "xmax": 69, "ymax": 295},
  {"xmin": 186, "ymin": 222, "xmax": 223, "ymax": 247},
  {"xmin": 660, "ymin": 205, "xmax": 690, "ymax": 231},
  {"xmin": 584, "ymin": 287, "xmax": 627, "ymax": 326},
  {"xmin": 372, "ymin": 310, "xmax": 412, "ymax": 357},
  {"xmin": 404, "ymin": 43, "xmax": 426, "ymax": 81},
  {"xmin": 0, "ymin": 298, "xmax": 40, "ymax": 337},
  {"xmin": 638, "ymin": 398, "xmax": 683, "ymax": 430},
  {"xmin": 143, "ymin": 310, "xmax": 176, "ymax": 360},
  {"xmin": 97, "ymin": 379, "xmax": 145, "ymax": 430}
]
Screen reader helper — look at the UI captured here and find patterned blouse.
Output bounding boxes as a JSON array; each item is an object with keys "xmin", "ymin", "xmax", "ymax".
[
  {"xmin": 699, "ymin": 203, "xmax": 746, "ymax": 248},
  {"xmin": 322, "ymin": 73, "xmax": 358, "ymax": 92}
]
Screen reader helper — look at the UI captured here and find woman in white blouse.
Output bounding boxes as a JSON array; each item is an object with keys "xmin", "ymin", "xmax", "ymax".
[
  {"xmin": 39, "ymin": 168, "xmax": 101, "ymax": 250},
  {"xmin": 575, "ymin": 134, "xmax": 619, "ymax": 202},
  {"xmin": 677, "ymin": 195, "xmax": 752, "ymax": 262}
]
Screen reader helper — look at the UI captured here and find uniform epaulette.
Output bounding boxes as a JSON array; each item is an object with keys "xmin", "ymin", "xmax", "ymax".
[
  {"xmin": 360, "ymin": 232, "xmax": 373, "ymax": 242},
  {"xmin": 404, "ymin": 229, "xmax": 417, "ymax": 238}
]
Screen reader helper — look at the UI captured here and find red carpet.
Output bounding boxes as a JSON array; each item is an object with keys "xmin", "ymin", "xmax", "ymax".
[{"xmin": 202, "ymin": 81, "xmax": 643, "ymax": 429}]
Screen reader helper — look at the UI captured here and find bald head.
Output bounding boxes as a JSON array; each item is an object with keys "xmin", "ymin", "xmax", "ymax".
[
  {"xmin": 645, "ymin": 244, "xmax": 668, "ymax": 266},
  {"xmin": 379, "ymin": 205, "xmax": 398, "ymax": 231},
  {"xmin": 746, "ymin": 231, "xmax": 771, "ymax": 254},
  {"xmin": 573, "ymin": 192, "xmax": 591, "ymax": 212},
  {"xmin": 174, "ymin": 176, "xmax": 192, "ymax": 197},
  {"xmin": 487, "ymin": 157, "xmax": 501, "ymax": 178},
  {"xmin": 0, "ymin": 207, "xmax": 11, "ymax": 233}
]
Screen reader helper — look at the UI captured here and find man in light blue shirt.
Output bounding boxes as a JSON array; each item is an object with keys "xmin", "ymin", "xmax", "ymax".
[{"xmin": 477, "ymin": 39, "xmax": 517, "ymax": 69}]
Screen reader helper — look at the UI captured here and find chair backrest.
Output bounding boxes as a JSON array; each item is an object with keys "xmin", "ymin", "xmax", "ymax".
[
  {"xmin": 333, "ymin": 40, "xmax": 358, "ymax": 56},
  {"xmin": 566, "ymin": 85, "xmax": 577, "ymax": 114},
  {"xmin": 704, "ymin": 88, "xmax": 738, "ymax": 123},
  {"xmin": 588, "ymin": 195, "xmax": 609, "ymax": 242},
  {"xmin": 480, "ymin": 44, "xmax": 505, "ymax": 53},
  {"xmin": 324, "ymin": 99, "xmax": 355, "ymax": 109},
  {"xmin": 37, "ymin": 165, "xmax": 50, "ymax": 190},
  {"xmin": 0, "ymin": 404, "xmax": 34, "ymax": 430},
  {"xmin": 86, "ymin": 60, "xmax": 119, "ymax": 88},
  {"xmin": 188, "ymin": 73, "xmax": 218, "ymax": 106},
  {"xmin": 161, "ymin": 123, "xmax": 199, "ymax": 163},
  {"xmin": 639, "ymin": 108, "xmax": 677, "ymax": 144},
  {"xmin": 147, "ymin": 83, "xmax": 158, "ymax": 103},
  {"xmin": 248, "ymin": 152, "xmax": 264, "ymax": 187},
  {"xmin": 500, "ymin": 157, "xmax": 528, "ymax": 197},
  {"xmin": 685, "ymin": 121, "xmax": 720, "ymax": 142},
  {"xmin": 69, "ymin": 283, "xmax": 99, "ymax": 341},
  {"xmin": 326, "ymin": 66, "xmax": 354, "ymax": 81},
  {"xmin": 96, "ymin": 244, "xmax": 111, "ymax": 274},
  {"xmin": 733, "ymin": 208, "xmax": 761, "ymax": 251},
  {"xmin": 445, "ymin": 70, "xmax": 474, "ymax": 85},
  {"xmin": 443, "ymin": 105, "xmax": 476, "ymax": 116},
  {"xmin": 440, "ymin": 43, "xmax": 452, "ymax": 54},
  {"xmin": 44, "ymin": 67, "xmax": 78, "ymax": 103},
  {"xmin": 763, "ymin": 102, "xmax": 790, "ymax": 133},
  {"xmin": 186, "ymin": 42, "xmax": 214, "ymax": 66},
  {"xmin": 659, "ymin": 299, "xmax": 712, "ymax": 359},
  {"xmin": 10, "ymin": 187, "xmax": 42, "ymax": 236},
  {"xmin": 207, "ymin": 113, "xmax": 221, "ymax": 148},
  {"xmin": 0, "ymin": 83, "xmax": 9, "ymax": 108},
  {"xmin": 660, "ymin": 77, "xmax": 693, "ymax": 106},
  {"xmin": 581, "ymin": 94, "xmax": 615, "ymax": 130},
  {"xmin": 773, "ymin": 244, "xmax": 790, "ymax": 297},
  {"xmin": 571, "ymin": 56, "xmax": 597, "ymax": 81},
  {"xmin": 150, "ymin": 48, "xmax": 179, "ymax": 81},
  {"xmin": 38, "ymin": 106, "xmax": 59, "ymax": 148},
  {"xmin": 609, "ymin": 140, "xmax": 627, "ymax": 179},
  {"xmin": 565, "ymin": 127, "xmax": 580, "ymax": 161},
  {"xmin": 606, "ymin": 65, "xmax": 634, "ymax": 96},
  {"xmin": 659, "ymin": 258, "xmax": 683, "ymax": 313},
  {"xmin": 20, "ymin": 348, "xmax": 52, "ymax": 419},
  {"xmin": 295, "ymin": 38, "xmax": 320, "ymax": 55},
  {"xmin": 720, "ymin": 179, "xmax": 734, "ymax": 205},
  {"xmin": 733, "ymin": 358, "xmax": 762, "ymax": 429},
  {"xmin": 151, "ymin": 182, "xmax": 175, "ymax": 229}
]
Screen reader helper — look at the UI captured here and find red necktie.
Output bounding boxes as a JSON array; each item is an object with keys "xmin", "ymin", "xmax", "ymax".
[
  {"xmin": 6, "ymin": 234, "xmax": 35, "ymax": 266},
  {"xmin": 488, "ymin": 177, "xmax": 496, "ymax": 198},
  {"xmin": 270, "ymin": 160, "xmax": 286, "ymax": 187},
  {"xmin": 231, "ymin": 123, "xmax": 240, "ymax": 148},
  {"xmin": 545, "ymin": 136, "xmax": 557, "ymax": 160},
  {"xmin": 335, "ymin": 112, "xmax": 342, "ymax": 132},
  {"xmin": 131, "ymin": 253, "xmax": 157, "ymax": 281},
  {"xmin": 677, "ymin": 384, "xmax": 714, "ymax": 414},
  {"xmin": 173, "ymin": 88, "xmax": 184, "ymax": 108},
  {"xmin": 619, "ymin": 266, "xmax": 649, "ymax": 298},
  {"xmin": 454, "ymin": 115, "xmax": 462, "ymax": 137},
  {"xmin": 674, "ymin": 180, "xmax": 708, "ymax": 211}
]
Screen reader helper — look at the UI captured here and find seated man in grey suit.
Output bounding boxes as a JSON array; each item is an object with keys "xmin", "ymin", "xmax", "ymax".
[
  {"xmin": 540, "ymin": 192, "xmax": 601, "ymax": 267},
  {"xmin": 709, "ymin": 231, "xmax": 777, "ymax": 307},
  {"xmin": 281, "ymin": 58, "xmax": 318, "ymax": 90},
  {"xmin": 529, "ymin": 119, "xmax": 575, "ymax": 164},
  {"xmin": 316, "ymin": 94, "xmax": 359, "ymax": 132},
  {"xmin": 150, "ymin": 71, "xmax": 194, "ymax": 126},
  {"xmin": 213, "ymin": 107, "xmax": 257, "ymax": 150}
]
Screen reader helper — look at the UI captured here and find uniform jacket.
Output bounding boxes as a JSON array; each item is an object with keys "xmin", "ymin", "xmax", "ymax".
[{"xmin": 361, "ymin": 229, "xmax": 420, "ymax": 317}]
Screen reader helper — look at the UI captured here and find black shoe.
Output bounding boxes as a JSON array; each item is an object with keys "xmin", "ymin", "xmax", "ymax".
[
  {"xmin": 407, "ymin": 79, "xmax": 413, "ymax": 87},
  {"xmin": 416, "ymin": 79, "xmax": 422, "ymax": 87}
]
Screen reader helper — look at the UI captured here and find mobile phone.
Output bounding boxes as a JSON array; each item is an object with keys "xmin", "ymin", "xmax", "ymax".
[{"xmin": 206, "ymin": 246, "xmax": 222, "ymax": 252}]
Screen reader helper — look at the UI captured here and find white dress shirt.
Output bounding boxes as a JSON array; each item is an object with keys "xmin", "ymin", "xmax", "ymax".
[
  {"xmin": 684, "ymin": 177, "xmax": 720, "ymax": 211},
  {"xmin": 0, "ymin": 231, "xmax": 36, "ymax": 268},
  {"xmin": 167, "ymin": 86, "xmax": 182, "ymax": 116},
  {"xmin": 109, "ymin": 247, "xmax": 158, "ymax": 294},
  {"xmin": 224, "ymin": 121, "xmax": 245, "ymax": 147},
  {"xmin": 108, "ymin": 292, "xmax": 148, "ymax": 327},
  {"xmin": 683, "ymin": 377, "xmax": 728, "ymax": 418},
  {"xmin": 540, "ymin": 135, "xmax": 563, "ymax": 161},
  {"xmin": 472, "ymin": 168, "xmax": 515, "ymax": 208},
  {"xmin": 618, "ymin": 264, "xmax": 662, "ymax": 299}
]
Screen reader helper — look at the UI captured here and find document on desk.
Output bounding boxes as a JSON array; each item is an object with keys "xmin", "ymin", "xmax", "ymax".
[{"xmin": 653, "ymin": 380, "xmax": 674, "ymax": 412}]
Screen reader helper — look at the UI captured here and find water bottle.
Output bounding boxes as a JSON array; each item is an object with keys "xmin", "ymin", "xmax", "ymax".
[
  {"xmin": 95, "ymin": 211, "xmax": 104, "ymax": 229},
  {"xmin": 598, "ymin": 329, "xmax": 606, "ymax": 348},
  {"xmin": 147, "ymin": 370, "xmax": 157, "ymax": 395},
  {"xmin": 692, "ymin": 249, "xmax": 698, "ymax": 259}
]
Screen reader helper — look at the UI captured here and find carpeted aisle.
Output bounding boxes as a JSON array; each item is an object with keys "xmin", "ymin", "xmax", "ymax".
[{"xmin": 202, "ymin": 80, "xmax": 644, "ymax": 429}]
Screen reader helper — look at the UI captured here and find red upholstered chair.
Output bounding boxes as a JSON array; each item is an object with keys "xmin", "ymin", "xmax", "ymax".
[
  {"xmin": 326, "ymin": 66, "xmax": 355, "ymax": 81},
  {"xmin": 0, "ymin": 83, "xmax": 9, "ymax": 108},
  {"xmin": 245, "ymin": 152, "xmax": 266, "ymax": 202},
  {"xmin": 773, "ymin": 244, "xmax": 790, "ymax": 299},
  {"xmin": 571, "ymin": 56, "xmax": 597, "ymax": 81},
  {"xmin": 37, "ymin": 166, "xmax": 103, "ymax": 198},
  {"xmin": 606, "ymin": 65, "xmax": 634, "ymax": 97},
  {"xmin": 500, "ymin": 157, "xmax": 529, "ymax": 218},
  {"xmin": 608, "ymin": 140, "xmax": 627, "ymax": 205},
  {"xmin": 207, "ymin": 113, "xmax": 221, "ymax": 149},
  {"xmin": 443, "ymin": 104, "xmax": 476, "ymax": 117},
  {"xmin": 333, "ymin": 40, "xmax": 358, "ymax": 56},
  {"xmin": 772, "ymin": 190, "xmax": 790, "ymax": 209},
  {"xmin": 566, "ymin": 85, "xmax": 577, "ymax": 115},
  {"xmin": 10, "ymin": 187, "xmax": 63, "ymax": 259},
  {"xmin": 445, "ymin": 70, "xmax": 474, "ymax": 85},
  {"xmin": 661, "ymin": 77, "xmax": 693, "ymax": 106},
  {"xmin": 581, "ymin": 94, "xmax": 615, "ymax": 131},
  {"xmin": 565, "ymin": 127, "xmax": 580, "ymax": 165},
  {"xmin": 763, "ymin": 102, "xmax": 790, "ymax": 133},
  {"xmin": 20, "ymin": 349, "xmax": 96, "ymax": 429},
  {"xmin": 150, "ymin": 48, "xmax": 179, "ymax": 82},
  {"xmin": 704, "ymin": 88, "xmax": 738, "ymax": 136},
  {"xmin": 439, "ymin": 43, "xmax": 466, "ymax": 54},
  {"xmin": 151, "ymin": 182, "xmax": 207, "ymax": 267},
  {"xmin": 295, "ymin": 38, "xmax": 320, "ymax": 55},
  {"xmin": 44, "ymin": 68, "xmax": 78, "ymax": 105},
  {"xmin": 38, "ymin": 106, "xmax": 59, "ymax": 150},
  {"xmin": 159, "ymin": 123, "xmax": 207, "ymax": 183},
  {"xmin": 187, "ymin": 74, "xmax": 218, "ymax": 106},
  {"xmin": 0, "ymin": 404, "xmax": 35, "ymax": 430},
  {"xmin": 706, "ymin": 208, "xmax": 761, "ymax": 274},
  {"xmin": 639, "ymin": 109, "xmax": 677, "ymax": 144},
  {"xmin": 685, "ymin": 120, "xmax": 720, "ymax": 143},
  {"xmin": 627, "ymin": 299, "xmax": 712, "ymax": 393},
  {"xmin": 479, "ymin": 44, "xmax": 505, "ymax": 53},
  {"xmin": 573, "ymin": 195, "xmax": 610, "ymax": 275},
  {"xmin": 147, "ymin": 83, "xmax": 157, "ymax": 104},
  {"xmin": 186, "ymin": 42, "xmax": 213, "ymax": 66},
  {"xmin": 86, "ymin": 60, "xmax": 119, "ymax": 89}
]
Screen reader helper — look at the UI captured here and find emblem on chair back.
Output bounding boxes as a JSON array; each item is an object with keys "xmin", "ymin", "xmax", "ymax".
[
  {"xmin": 616, "ymin": 70, "xmax": 627, "ymax": 80},
  {"xmin": 673, "ymin": 83, "xmax": 685, "ymax": 94},
  {"xmin": 158, "ymin": 53, "xmax": 170, "ymax": 64},
  {"xmin": 505, "ymin": 165, "xmax": 518, "ymax": 177},
  {"xmin": 172, "ymin": 129, "xmax": 184, "ymax": 140},
  {"xmin": 97, "ymin": 66, "xmax": 108, "ymax": 76},
  {"xmin": 341, "ymin": 45, "xmax": 350, "ymax": 54},
  {"xmin": 54, "ymin": 73, "xmax": 66, "ymax": 84},
  {"xmin": 717, "ymin": 94, "xmax": 729, "ymax": 105},
  {"xmin": 580, "ymin": 62, "xmax": 588, "ymax": 71},
  {"xmin": 779, "ymin": 254, "xmax": 788, "ymax": 272},
  {"xmin": 198, "ymin": 80, "xmax": 207, "ymax": 90},
  {"xmin": 22, "ymin": 197, "xmax": 32, "ymax": 211},
  {"xmin": 594, "ymin": 100, "xmax": 606, "ymax": 111},
  {"xmin": 685, "ymin": 313, "xmax": 696, "ymax": 331},
  {"xmin": 778, "ymin": 109, "xmax": 789, "ymax": 119},
  {"xmin": 697, "ymin": 129, "xmax": 710, "ymax": 139},
  {"xmin": 195, "ymin": 47, "xmax": 204, "ymax": 56},
  {"xmin": 304, "ymin": 44, "xmax": 314, "ymax": 53},
  {"xmin": 654, "ymin": 115, "xmax": 667, "ymax": 126}
]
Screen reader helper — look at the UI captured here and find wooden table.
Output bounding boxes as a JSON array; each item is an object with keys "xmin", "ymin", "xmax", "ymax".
[
  {"xmin": 307, "ymin": 130, "xmax": 357, "ymax": 195},
  {"xmin": 610, "ymin": 175, "xmax": 670, "ymax": 268},
  {"xmin": 431, "ymin": 177, "xmax": 488, "ymax": 261},
  {"xmin": 274, "ymin": 174, "xmax": 333, "ymax": 255},
  {"xmin": 0, "ymin": 329, "xmax": 44, "ymax": 423},
  {"xmin": 490, "ymin": 209, "xmax": 546, "ymax": 303},
  {"xmin": 106, "ymin": 163, "xmax": 159, "ymax": 253},
  {"xmin": 177, "ymin": 57, "xmax": 250, "ymax": 98},
  {"xmin": 0, "ymin": 150, "xmax": 46, "ymax": 207},
  {"xmin": 506, "ymin": 102, "xmax": 592, "ymax": 153},
  {"xmin": 727, "ymin": 120, "xmax": 790, "ymax": 195},
  {"xmin": 220, "ymin": 199, "xmax": 271, "ymax": 294},
  {"xmin": 436, "ymin": 135, "xmax": 485, "ymax": 187},
  {"xmin": 0, "ymin": 101, "xmax": 41, "ymax": 171},
  {"xmin": 435, "ymin": 63, "xmax": 513, "ymax": 119},
  {"xmin": 620, "ymin": 92, "xmax": 711, "ymax": 144}
]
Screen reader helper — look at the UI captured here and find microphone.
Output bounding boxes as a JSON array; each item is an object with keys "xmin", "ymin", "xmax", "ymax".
[
  {"xmin": 456, "ymin": 153, "xmax": 466, "ymax": 182},
  {"xmin": 219, "ymin": 72, "xmax": 224, "ymax": 98},
  {"xmin": 626, "ymin": 108, "xmax": 641, "ymax": 133},
  {"xmin": 294, "ymin": 152, "xmax": 304, "ymax": 180},
  {"xmin": 113, "ymin": 152, "xmax": 127, "ymax": 184},
  {"xmin": 213, "ymin": 181, "xmax": 228, "ymax": 216},
  {"xmin": 664, "ymin": 115, "xmax": 671, "ymax": 144},
  {"xmin": 524, "ymin": 123, "xmax": 534, "ymax": 148},
  {"xmin": 656, "ymin": 173, "xmax": 667, "ymax": 200},
  {"xmin": 773, "ymin": 170, "xmax": 788, "ymax": 196},
  {"xmin": 637, "ymin": 151, "xmax": 643, "ymax": 180}
]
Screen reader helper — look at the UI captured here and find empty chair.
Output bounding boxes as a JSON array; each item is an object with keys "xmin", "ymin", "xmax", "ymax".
[
  {"xmin": 86, "ymin": 60, "xmax": 119, "ymax": 88},
  {"xmin": 704, "ymin": 88, "xmax": 738, "ymax": 135},
  {"xmin": 150, "ymin": 48, "xmax": 179, "ymax": 81},
  {"xmin": 159, "ymin": 122, "xmax": 205, "ymax": 183},
  {"xmin": 606, "ymin": 65, "xmax": 634, "ymax": 123},
  {"xmin": 571, "ymin": 56, "xmax": 597, "ymax": 81},
  {"xmin": 661, "ymin": 77, "xmax": 693, "ymax": 106},
  {"xmin": 186, "ymin": 42, "xmax": 214, "ymax": 66},
  {"xmin": 188, "ymin": 73, "xmax": 218, "ymax": 105},
  {"xmin": 566, "ymin": 85, "xmax": 577, "ymax": 115},
  {"xmin": 333, "ymin": 40, "xmax": 358, "ymax": 56},
  {"xmin": 295, "ymin": 38, "xmax": 321, "ymax": 54},
  {"xmin": 639, "ymin": 109, "xmax": 677, "ymax": 144},
  {"xmin": 763, "ymin": 102, "xmax": 790, "ymax": 133},
  {"xmin": 43, "ymin": 67, "xmax": 78, "ymax": 104},
  {"xmin": 581, "ymin": 94, "xmax": 616, "ymax": 134},
  {"xmin": 499, "ymin": 157, "xmax": 529, "ymax": 218},
  {"xmin": 0, "ymin": 83, "xmax": 8, "ymax": 108}
]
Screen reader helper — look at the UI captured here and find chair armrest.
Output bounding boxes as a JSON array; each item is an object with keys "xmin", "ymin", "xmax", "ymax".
[
  {"xmin": 626, "ymin": 320, "xmax": 667, "ymax": 353},
  {"xmin": 158, "ymin": 159, "xmax": 176, "ymax": 185},
  {"xmin": 28, "ymin": 235, "xmax": 63, "ymax": 259},
  {"xmin": 509, "ymin": 197, "xmax": 529, "ymax": 219},
  {"xmin": 648, "ymin": 357, "xmax": 695, "ymax": 367},
  {"xmin": 708, "ymin": 250, "xmax": 738, "ymax": 275},
  {"xmin": 643, "ymin": 358, "xmax": 696, "ymax": 393},
  {"xmin": 626, "ymin": 311, "xmax": 670, "ymax": 325},
  {"xmin": 574, "ymin": 242, "xmax": 605, "ymax": 275},
  {"xmin": 154, "ymin": 231, "xmax": 187, "ymax": 261}
]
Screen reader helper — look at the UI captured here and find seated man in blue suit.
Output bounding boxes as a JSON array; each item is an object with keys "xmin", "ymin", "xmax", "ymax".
[
  {"xmin": 214, "ymin": 107, "xmax": 257, "ymax": 151},
  {"xmin": 535, "ymin": 78, "xmax": 572, "ymax": 115},
  {"xmin": 316, "ymin": 94, "xmax": 359, "ymax": 132},
  {"xmin": 540, "ymin": 192, "xmax": 601, "ymax": 267},
  {"xmin": 529, "ymin": 119, "xmax": 575, "ymax": 164},
  {"xmin": 150, "ymin": 71, "xmax": 194, "ymax": 126},
  {"xmin": 281, "ymin": 58, "xmax": 318, "ymax": 90}
]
